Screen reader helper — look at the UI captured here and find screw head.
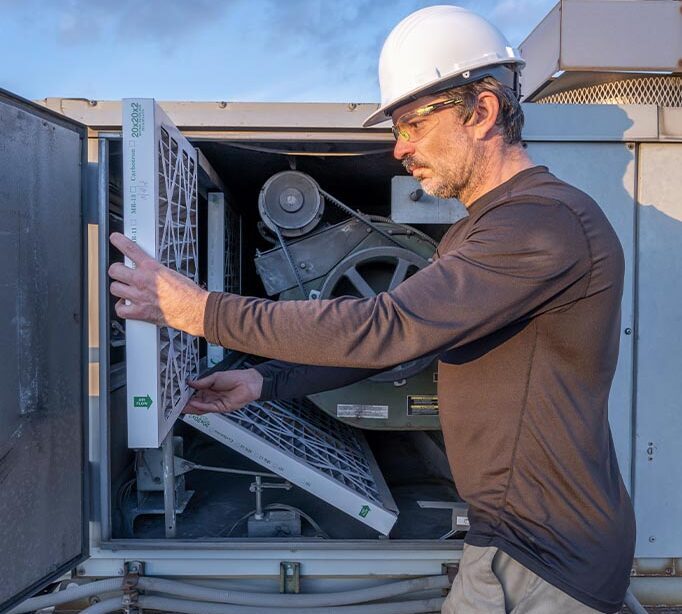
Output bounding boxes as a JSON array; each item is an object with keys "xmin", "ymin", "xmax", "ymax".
[
  {"xmin": 649, "ymin": 536, "xmax": 656, "ymax": 543},
  {"xmin": 624, "ymin": 328, "xmax": 632, "ymax": 335}
]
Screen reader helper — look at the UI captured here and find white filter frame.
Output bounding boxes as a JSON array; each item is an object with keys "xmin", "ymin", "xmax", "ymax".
[{"xmin": 123, "ymin": 98, "xmax": 200, "ymax": 448}]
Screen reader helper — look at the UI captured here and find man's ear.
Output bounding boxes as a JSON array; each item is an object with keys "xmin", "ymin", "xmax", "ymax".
[{"xmin": 469, "ymin": 91, "xmax": 500, "ymax": 141}]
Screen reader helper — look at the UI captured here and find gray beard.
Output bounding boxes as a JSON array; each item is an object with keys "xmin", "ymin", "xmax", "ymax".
[{"xmin": 402, "ymin": 143, "xmax": 485, "ymax": 204}]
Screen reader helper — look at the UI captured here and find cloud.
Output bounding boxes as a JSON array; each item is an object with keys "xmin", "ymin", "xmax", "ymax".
[
  {"xmin": 2, "ymin": 0, "xmax": 236, "ymax": 47},
  {"xmin": 256, "ymin": 0, "xmax": 442, "ymax": 84}
]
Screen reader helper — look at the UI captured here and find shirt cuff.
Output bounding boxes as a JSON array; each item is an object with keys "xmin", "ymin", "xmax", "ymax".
[
  {"xmin": 203, "ymin": 291, "xmax": 224, "ymax": 346},
  {"xmin": 253, "ymin": 364, "xmax": 276, "ymax": 401}
]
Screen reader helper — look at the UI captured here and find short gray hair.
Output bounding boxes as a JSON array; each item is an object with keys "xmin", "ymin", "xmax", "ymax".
[{"xmin": 444, "ymin": 77, "xmax": 524, "ymax": 145}]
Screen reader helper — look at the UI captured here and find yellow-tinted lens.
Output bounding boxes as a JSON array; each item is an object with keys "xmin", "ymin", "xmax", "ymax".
[
  {"xmin": 393, "ymin": 114, "xmax": 438, "ymax": 142},
  {"xmin": 392, "ymin": 98, "xmax": 462, "ymax": 142}
]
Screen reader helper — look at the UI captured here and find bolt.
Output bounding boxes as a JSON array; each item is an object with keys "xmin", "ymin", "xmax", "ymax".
[
  {"xmin": 410, "ymin": 189, "xmax": 424, "ymax": 202},
  {"xmin": 624, "ymin": 328, "xmax": 632, "ymax": 335},
  {"xmin": 299, "ymin": 262, "xmax": 307, "ymax": 269},
  {"xmin": 666, "ymin": 567, "xmax": 673, "ymax": 575}
]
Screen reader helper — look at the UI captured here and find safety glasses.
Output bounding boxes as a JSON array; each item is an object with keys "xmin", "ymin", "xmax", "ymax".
[{"xmin": 391, "ymin": 97, "xmax": 463, "ymax": 142}]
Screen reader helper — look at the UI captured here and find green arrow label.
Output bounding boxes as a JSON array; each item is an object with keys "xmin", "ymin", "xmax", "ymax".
[
  {"xmin": 133, "ymin": 395, "xmax": 153, "ymax": 409},
  {"xmin": 359, "ymin": 505, "xmax": 371, "ymax": 518}
]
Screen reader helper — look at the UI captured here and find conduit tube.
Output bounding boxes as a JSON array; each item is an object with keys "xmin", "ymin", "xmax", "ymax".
[
  {"xmin": 138, "ymin": 595, "xmax": 445, "ymax": 614},
  {"xmin": 137, "ymin": 574, "xmax": 451, "ymax": 607},
  {"xmin": 624, "ymin": 588, "xmax": 648, "ymax": 614},
  {"xmin": 81, "ymin": 595, "xmax": 445, "ymax": 614},
  {"xmin": 79, "ymin": 596, "xmax": 124, "ymax": 614},
  {"xmin": 8, "ymin": 579, "xmax": 123, "ymax": 614},
  {"xmin": 13, "ymin": 575, "xmax": 448, "ymax": 613}
]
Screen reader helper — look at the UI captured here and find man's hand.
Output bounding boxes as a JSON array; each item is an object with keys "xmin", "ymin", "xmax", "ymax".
[
  {"xmin": 108, "ymin": 232, "xmax": 209, "ymax": 337},
  {"xmin": 183, "ymin": 369, "xmax": 264, "ymax": 414}
]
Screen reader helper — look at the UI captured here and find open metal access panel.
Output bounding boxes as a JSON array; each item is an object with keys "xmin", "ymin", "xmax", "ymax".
[{"xmin": 0, "ymin": 89, "xmax": 88, "ymax": 613}]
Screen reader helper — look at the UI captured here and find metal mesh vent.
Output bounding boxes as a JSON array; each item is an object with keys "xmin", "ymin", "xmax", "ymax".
[{"xmin": 536, "ymin": 75, "xmax": 682, "ymax": 106}]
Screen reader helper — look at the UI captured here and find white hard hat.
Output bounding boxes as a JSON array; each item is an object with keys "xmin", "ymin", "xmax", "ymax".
[{"xmin": 363, "ymin": 5, "xmax": 525, "ymax": 127}]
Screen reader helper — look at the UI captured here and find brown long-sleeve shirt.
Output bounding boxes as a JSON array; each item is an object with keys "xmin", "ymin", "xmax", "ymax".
[{"xmin": 204, "ymin": 166, "xmax": 635, "ymax": 612}]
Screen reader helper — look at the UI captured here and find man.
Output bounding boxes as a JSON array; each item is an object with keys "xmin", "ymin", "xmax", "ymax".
[{"xmin": 109, "ymin": 5, "xmax": 635, "ymax": 613}]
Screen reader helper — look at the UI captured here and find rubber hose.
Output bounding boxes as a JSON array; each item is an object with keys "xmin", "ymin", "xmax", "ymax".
[
  {"xmin": 79, "ymin": 595, "xmax": 125, "ymax": 614},
  {"xmin": 8, "ymin": 579, "xmax": 123, "ymax": 614},
  {"xmin": 624, "ymin": 588, "xmax": 648, "ymax": 614},
  {"xmin": 137, "ymin": 595, "xmax": 445, "ymax": 614},
  {"xmin": 137, "ymin": 574, "xmax": 450, "ymax": 607}
]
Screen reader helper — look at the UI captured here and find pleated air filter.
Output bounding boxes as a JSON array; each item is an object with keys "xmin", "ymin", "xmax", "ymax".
[
  {"xmin": 184, "ymin": 398, "xmax": 399, "ymax": 535},
  {"xmin": 123, "ymin": 99, "xmax": 200, "ymax": 448}
]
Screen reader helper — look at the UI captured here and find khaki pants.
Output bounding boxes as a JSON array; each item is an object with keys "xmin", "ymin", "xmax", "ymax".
[{"xmin": 442, "ymin": 544, "xmax": 604, "ymax": 614}]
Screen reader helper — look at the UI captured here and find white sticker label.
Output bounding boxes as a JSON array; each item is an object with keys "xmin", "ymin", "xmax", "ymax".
[
  {"xmin": 456, "ymin": 516, "xmax": 470, "ymax": 527},
  {"xmin": 337, "ymin": 404, "xmax": 389, "ymax": 419}
]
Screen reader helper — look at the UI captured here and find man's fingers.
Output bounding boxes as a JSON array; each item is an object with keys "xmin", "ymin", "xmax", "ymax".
[
  {"xmin": 184, "ymin": 398, "xmax": 231, "ymax": 413},
  {"xmin": 188, "ymin": 373, "xmax": 218, "ymax": 390},
  {"xmin": 114, "ymin": 298, "xmax": 150, "ymax": 321},
  {"xmin": 110, "ymin": 280, "xmax": 141, "ymax": 302},
  {"xmin": 108, "ymin": 262, "xmax": 137, "ymax": 285},
  {"xmin": 110, "ymin": 232, "xmax": 152, "ymax": 265}
]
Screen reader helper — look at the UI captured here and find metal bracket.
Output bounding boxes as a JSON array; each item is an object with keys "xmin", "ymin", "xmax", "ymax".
[
  {"xmin": 280, "ymin": 561, "xmax": 301, "ymax": 594},
  {"xmin": 122, "ymin": 561, "xmax": 144, "ymax": 614},
  {"xmin": 417, "ymin": 500, "xmax": 469, "ymax": 540}
]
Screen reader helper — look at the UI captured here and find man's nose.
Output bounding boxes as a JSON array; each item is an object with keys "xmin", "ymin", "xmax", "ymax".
[{"xmin": 393, "ymin": 136, "xmax": 415, "ymax": 160}]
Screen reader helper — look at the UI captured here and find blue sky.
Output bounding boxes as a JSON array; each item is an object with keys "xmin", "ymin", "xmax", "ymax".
[{"xmin": 2, "ymin": 0, "xmax": 556, "ymax": 103}]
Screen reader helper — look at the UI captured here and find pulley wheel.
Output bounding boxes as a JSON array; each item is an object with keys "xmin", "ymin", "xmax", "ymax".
[
  {"xmin": 258, "ymin": 171, "xmax": 324, "ymax": 238},
  {"xmin": 319, "ymin": 246, "xmax": 434, "ymax": 382}
]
